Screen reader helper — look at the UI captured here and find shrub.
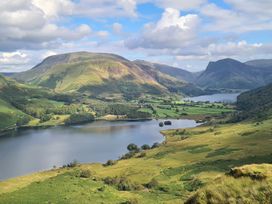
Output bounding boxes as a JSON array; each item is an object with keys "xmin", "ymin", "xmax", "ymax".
[
  {"xmin": 137, "ymin": 152, "xmax": 146, "ymax": 158},
  {"xmin": 127, "ymin": 143, "xmax": 139, "ymax": 152},
  {"xmin": 120, "ymin": 151, "xmax": 136, "ymax": 160},
  {"xmin": 80, "ymin": 169, "xmax": 92, "ymax": 178},
  {"xmin": 145, "ymin": 178, "xmax": 159, "ymax": 189},
  {"xmin": 141, "ymin": 144, "xmax": 150, "ymax": 150},
  {"xmin": 67, "ymin": 160, "xmax": 78, "ymax": 168},
  {"xmin": 103, "ymin": 176, "xmax": 141, "ymax": 191},
  {"xmin": 151, "ymin": 142, "xmax": 160, "ymax": 149},
  {"xmin": 103, "ymin": 160, "xmax": 117, "ymax": 167},
  {"xmin": 120, "ymin": 199, "xmax": 139, "ymax": 204}
]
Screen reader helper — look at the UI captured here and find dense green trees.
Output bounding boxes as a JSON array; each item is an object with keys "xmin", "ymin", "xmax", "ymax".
[{"xmin": 65, "ymin": 113, "xmax": 95, "ymax": 125}]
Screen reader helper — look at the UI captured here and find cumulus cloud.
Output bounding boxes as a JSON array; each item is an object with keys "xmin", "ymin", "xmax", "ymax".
[
  {"xmin": 153, "ymin": 0, "xmax": 206, "ymax": 10},
  {"xmin": 126, "ymin": 8, "xmax": 199, "ymax": 49},
  {"xmin": 201, "ymin": 2, "xmax": 272, "ymax": 33},
  {"xmin": 0, "ymin": 51, "xmax": 30, "ymax": 72},
  {"xmin": 112, "ymin": 23, "xmax": 123, "ymax": 34},
  {"xmin": 0, "ymin": 0, "xmax": 92, "ymax": 52}
]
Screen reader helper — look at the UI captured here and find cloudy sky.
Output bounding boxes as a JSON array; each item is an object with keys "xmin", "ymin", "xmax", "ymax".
[{"xmin": 0, "ymin": 0, "xmax": 272, "ymax": 72}]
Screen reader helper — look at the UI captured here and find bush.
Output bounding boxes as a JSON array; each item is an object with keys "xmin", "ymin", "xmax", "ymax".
[
  {"xmin": 137, "ymin": 152, "xmax": 146, "ymax": 158},
  {"xmin": 67, "ymin": 160, "xmax": 78, "ymax": 168},
  {"xmin": 103, "ymin": 176, "xmax": 141, "ymax": 191},
  {"xmin": 103, "ymin": 160, "xmax": 117, "ymax": 167},
  {"xmin": 80, "ymin": 170, "xmax": 92, "ymax": 178},
  {"xmin": 141, "ymin": 144, "xmax": 150, "ymax": 150},
  {"xmin": 151, "ymin": 142, "xmax": 160, "ymax": 149},
  {"xmin": 127, "ymin": 143, "xmax": 139, "ymax": 152},
  {"xmin": 145, "ymin": 178, "xmax": 159, "ymax": 189},
  {"xmin": 40, "ymin": 114, "xmax": 52, "ymax": 122},
  {"xmin": 120, "ymin": 199, "xmax": 139, "ymax": 204},
  {"xmin": 120, "ymin": 151, "xmax": 136, "ymax": 160},
  {"xmin": 16, "ymin": 115, "xmax": 31, "ymax": 126}
]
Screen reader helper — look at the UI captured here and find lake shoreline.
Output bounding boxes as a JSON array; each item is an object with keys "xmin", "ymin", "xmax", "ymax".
[{"xmin": 0, "ymin": 115, "xmax": 203, "ymax": 137}]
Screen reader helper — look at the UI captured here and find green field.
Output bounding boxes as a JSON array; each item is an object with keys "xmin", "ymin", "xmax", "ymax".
[{"xmin": 1, "ymin": 117, "xmax": 272, "ymax": 203}]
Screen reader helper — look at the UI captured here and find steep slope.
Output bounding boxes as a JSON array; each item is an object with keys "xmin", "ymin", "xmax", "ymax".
[
  {"xmin": 13, "ymin": 52, "xmax": 170, "ymax": 99},
  {"xmin": 0, "ymin": 75, "xmax": 33, "ymax": 130},
  {"xmin": 134, "ymin": 60, "xmax": 206, "ymax": 96},
  {"xmin": 196, "ymin": 58, "xmax": 272, "ymax": 90},
  {"xmin": 134, "ymin": 60, "xmax": 196, "ymax": 82},
  {"xmin": 237, "ymin": 83, "xmax": 272, "ymax": 119},
  {"xmin": 13, "ymin": 52, "xmax": 206, "ymax": 98}
]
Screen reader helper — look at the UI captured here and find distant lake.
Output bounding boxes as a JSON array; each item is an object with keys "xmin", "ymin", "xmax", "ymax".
[
  {"xmin": 185, "ymin": 93, "xmax": 241, "ymax": 103},
  {"xmin": 0, "ymin": 119, "xmax": 198, "ymax": 180}
]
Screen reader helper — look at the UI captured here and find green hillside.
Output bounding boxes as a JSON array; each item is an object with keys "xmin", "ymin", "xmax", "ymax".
[
  {"xmin": 237, "ymin": 83, "xmax": 272, "ymax": 119},
  {"xmin": 0, "ymin": 74, "xmax": 95, "ymax": 131},
  {"xmin": 13, "ymin": 52, "xmax": 205, "ymax": 99}
]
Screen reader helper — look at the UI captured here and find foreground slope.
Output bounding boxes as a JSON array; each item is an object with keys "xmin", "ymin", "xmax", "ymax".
[
  {"xmin": 13, "ymin": 52, "xmax": 204, "ymax": 99},
  {"xmin": 1, "ymin": 117, "xmax": 272, "ymax": 203}
]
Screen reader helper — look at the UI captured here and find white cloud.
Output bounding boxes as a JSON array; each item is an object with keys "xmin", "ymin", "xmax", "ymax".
[
  {"xmin": 71, "ymin": 0, "xmax": 138, "ymax": 18},
  {"xmin": 0, "ymin": 0, "xmax": 92, "ymax": 51},
  {"xmin": 153, "ymin": 0, "xmax": 206, "ymax": 10},
  {"xmin": 32, "ymin": 0, "xmax": 74, "ymax": 18},
  {"xmin": 200, "ymin": 3, "xmax": 272, "ymax": 33},
  {"xmin": 126, "ymin": 8, "xmax": 199, "ymax": 49},
  {"xmin": 112, "ymin": 23, "xmax": 123, "ymax": 34},
  {"xmin": 0, "ymin": 51, "xmax": 30, "ymax": 72}
]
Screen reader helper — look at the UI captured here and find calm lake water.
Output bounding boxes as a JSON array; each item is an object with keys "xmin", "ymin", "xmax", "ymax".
[
  {"xmin": 185, "ymin": 93, "xmax": 241, "ymax": 103},
  {"xmin": 0, "ymin": 119, "xmax": 198, "ymax": 180}
]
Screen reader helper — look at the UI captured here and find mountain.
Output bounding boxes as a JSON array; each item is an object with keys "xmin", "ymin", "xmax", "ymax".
[
  {"xmin": 237, "ymin": 83, "xmax": 272, "ymax": 119},
  {"xmin": 13, "ymin": 52, "xmax": 204, "ymax": 98},
  {"xmin": 134, "ymin": 60, "xmax": 205, "ymax": 96},
  {"xmin": 196, "ymin": 58, "xmax": 272, "ymax": 90},
  {"xmin": 245, "ymin": 59, "xmax": 272, "ymax": 68},
  {"xmin": 134, "ymin": 60, "xmax": 197, "ymax": 83}
]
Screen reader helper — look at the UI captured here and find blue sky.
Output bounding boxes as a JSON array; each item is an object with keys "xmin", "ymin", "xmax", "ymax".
[{"xmin": 0, "ymin": 0, "xmax": 272, "ymax": 72}]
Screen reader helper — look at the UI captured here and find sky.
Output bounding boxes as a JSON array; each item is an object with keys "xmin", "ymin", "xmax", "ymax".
[{"xmin": 0, "ymin": 0, "xmax": 272, "ymax": 72}]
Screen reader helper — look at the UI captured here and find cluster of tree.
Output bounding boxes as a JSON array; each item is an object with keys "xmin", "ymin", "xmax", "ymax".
[
  {"xmin": 65, "ymin": 113, "xmax": 95, "ymax": 125},
  {"xmin": 120, "ymin": 142, "xmax": 160, "ymax": 160}
]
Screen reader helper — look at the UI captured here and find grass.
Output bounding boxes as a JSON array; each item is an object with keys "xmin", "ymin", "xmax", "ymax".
[
  {"xmin": 186, "ymin": 164, "xmax": 272, "ymax": 204},
  {"xmin": 1, "ymin": 118, "xmax": 272, "ymax": 203}
]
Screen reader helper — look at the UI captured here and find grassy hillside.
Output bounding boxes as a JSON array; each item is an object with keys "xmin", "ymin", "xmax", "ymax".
[
  {"xmin": 13, "ymin": 52, "xmax": 205, "ymax": 99},
  {"xmin": 186, "ymin": 164, "xmax": 272, "ymax": 204},
  {"xmin": 1, "ymin": 117, "xmax": 272, "ymax": 203},
  {"xmin": 0, "ymin": 74, "xmax": 95, "ymax": 131},
  {"xmin": 236, "ymin": 83, "xmax": 272, "ymax": 119}
]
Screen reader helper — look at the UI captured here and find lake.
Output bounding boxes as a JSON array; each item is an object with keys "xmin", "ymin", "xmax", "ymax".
[
  {"xmin": 0, "ymin": 119, "xmax": 198, "ymax": 180},
  {"xmin": 185, "ymin": 93, "xmax": 241, "ymax": 103}
]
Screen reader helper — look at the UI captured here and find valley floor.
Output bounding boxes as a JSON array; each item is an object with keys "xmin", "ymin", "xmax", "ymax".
[{"xmin": 1, "ymin": 118, "xmax": 272, "ymax": 203}]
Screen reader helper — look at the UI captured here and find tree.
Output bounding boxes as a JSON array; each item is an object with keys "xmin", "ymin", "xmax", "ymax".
[
  {"xmin": 141, "ymin": 144, "xmax": 150, "ymax": 150},
  {"xmin": 127, "ymin": 143, "xmax": 139, "ymax": 152}
]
